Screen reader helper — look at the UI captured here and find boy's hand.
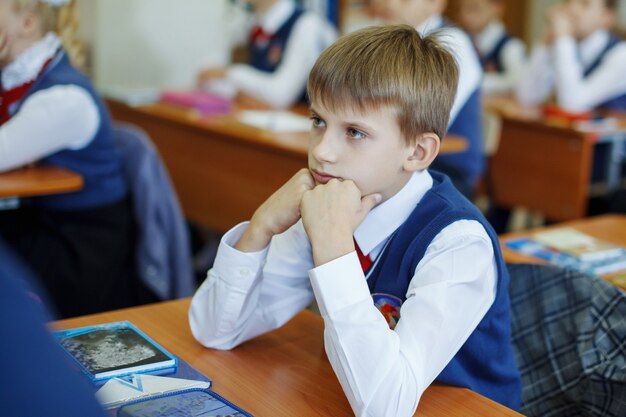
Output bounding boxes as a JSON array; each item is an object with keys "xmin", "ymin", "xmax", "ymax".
[
  {"xmin": 545, "ymin": 5, "xmax": 573, "ymax": 42},
  {"xmin": 0, "ymin": 30, "xmax": 11, "ymax": 64},
  {"xmin": 197, "ymin": 67, "xmax": 228, "ymax": 87},
  {"xmin": 300, "ymin": 179, "xmax": 381, "ymax": 266},
  {"xmin": 235, "ymin": 168, "xmax": 315, "ymax": 252}
]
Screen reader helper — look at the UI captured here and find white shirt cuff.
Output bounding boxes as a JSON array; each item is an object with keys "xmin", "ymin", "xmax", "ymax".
[
  {"xmin": 308, "ymin": 251, "xmax": 373, "ymax": 318},
  {"xmin": 213, "ymin": 221, "xmax": 270, "ymax": 289}
]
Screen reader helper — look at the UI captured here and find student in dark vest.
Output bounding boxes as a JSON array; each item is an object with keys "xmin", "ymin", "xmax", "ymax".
[
  {"xmin": 458, "ymin": 0, "xmax": 526, "ymax": 96},
  {"xmin": 197, "ymin": 0, "xmax": 336, "ymax": 109},
  {"xmin": 0, "ymin": 0, "xmax": 149, "ymax": 318},
  {"xmin": 189, "ymin": 26, "xmax": 521, "ymax": 416},
  {"xmin": 517, "ymin": 0, "xmax": 626, "ymax": 112},
  {"xmin": 374, "ymin": 0, "xmax": 484, "ymax": 198},
  {"xmin": 0, "ymin": 240, "xmax": 108, "ymax": 417}
]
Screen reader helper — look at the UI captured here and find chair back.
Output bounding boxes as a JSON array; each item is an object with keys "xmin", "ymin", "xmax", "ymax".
[
  {"xmin": 508, "ymin": 263, "xmax": 626, "ymax": 417},
  {"xmin": 112, "ymin": 123, "xmax": 194, "ymax": 300}
]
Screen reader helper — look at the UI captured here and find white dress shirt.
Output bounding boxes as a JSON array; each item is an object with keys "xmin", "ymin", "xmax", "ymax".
[
  {"xmin": 0, "ymin": 32, "xmax": 99, "ymax": 172},
  {"xmin": 474, "ymin": 21, "xmax": 526, "ymax": 95},
  {"xmin": 516, "ymin": 29, "xmax": 626, "ymax": 112},
  {"xmin": 417, "ymin": 15, "xmax": 483, "ymax": 124},
  {"xmin": 189, "ymin": 169, "xmax": 497, "ymax": 417},
  {"xmin": 225, "ymin": 0, "xmax": 337, "ymax": 109}
]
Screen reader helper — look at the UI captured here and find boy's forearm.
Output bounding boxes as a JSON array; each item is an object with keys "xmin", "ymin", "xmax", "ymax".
[
  {"xmin": 234, "ymin": 216, "xmax": 274, "ymax": 252},
  {"xmin": 310, "ymin": 231, "xmax": 355, "ymax": 267}
]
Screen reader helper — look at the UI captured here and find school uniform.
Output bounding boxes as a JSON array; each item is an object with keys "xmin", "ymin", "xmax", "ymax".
[
  {"xmin": 418, "ymin": 15, "xmax": 485, "ymax": 197},
  {"xmin": 0, "ymin": 240, "xmax": 108, "ymax": 417},
  {"xmin": 0, "ymin": 33, "xmax": 143, "ymax": 318},
  {"xmin": 189, "ymin": 169, "xmax": 521, "ymax": 416},
  {"xmin": 473, "ymin": 21, "xmax": 526, "ymax": 95},
  {"xmin": 517, "ymin": 29, "xmax": 626, "ymax": 112},
  {"xmin": 225, "ymin": 0, "xmax": 337, "ymax": 108}
]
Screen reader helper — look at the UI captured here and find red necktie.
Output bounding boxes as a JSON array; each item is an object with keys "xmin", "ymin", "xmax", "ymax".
[
  {"xmin": 0, "ymin": 57, "xmax": 53, "ymax": 124},
  {"xmin": 354, "ymin": 238, "xmax": 373, "ymax": 273},
  {"xmin": 249, "ymin": 25, "xmax": 273, "ymax": 45}
]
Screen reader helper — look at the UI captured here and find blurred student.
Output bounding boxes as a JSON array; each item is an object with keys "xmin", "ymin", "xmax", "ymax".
[
  {"xmin": 458, "ymin": 0, "xmax": 526, "ymax": 95},
  {"xmin": 197, "ymin": 0, "xmax": 337, "ymax": 109},
  {"xmin": 376, "ymin": 0, "xmax": 484, "ymax": 198},
  {"xmin": 0, "ymin": 240, "xmax": 107, "ymax": 417},
  {"xmin": 0, "ymin": 0, "xmax": 143, "ymax": 317},
  {"xmin": 517, "ymin": 0, "xmax": 626, "ymax": 113}
]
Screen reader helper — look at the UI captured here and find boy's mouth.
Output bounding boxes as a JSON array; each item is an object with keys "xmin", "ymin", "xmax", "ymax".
[{"xmin": 311, "ymin": 169, "xmax": 338, "ymax": 184}]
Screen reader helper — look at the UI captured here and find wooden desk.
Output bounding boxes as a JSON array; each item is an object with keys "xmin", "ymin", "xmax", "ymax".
[
  {"xmin": 107, "ymin": 100, "xmax": 467, "ymax": 232},
  {"xmin": 484, "ymin": 97, "xmax": 626, "ymax": 222},
  {"xmin": 54, "ymin": 298, "xmax": 521, "ymax": 417},
  {"xmin": 500, "ymin": 214, "xmax": 626, "ymax": 290},
  {"xmin": 0, "ymin": 166, "xmax": 83, "ymax": 198}
]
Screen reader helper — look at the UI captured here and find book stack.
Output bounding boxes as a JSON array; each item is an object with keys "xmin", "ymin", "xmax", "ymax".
[{"xmin": 505, "ymin": 228, "xmax": 626, "ymax": 277}]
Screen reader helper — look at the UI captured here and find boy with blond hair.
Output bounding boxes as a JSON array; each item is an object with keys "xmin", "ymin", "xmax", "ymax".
[{"xmin": 190, "ymin": 25, "xmax": 521, "ymax": 416}]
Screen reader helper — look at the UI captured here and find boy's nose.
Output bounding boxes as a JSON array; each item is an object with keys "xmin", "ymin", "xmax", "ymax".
[{"xmin": 311, "ymin": 131, "xmax": 337, "ymax": 163}]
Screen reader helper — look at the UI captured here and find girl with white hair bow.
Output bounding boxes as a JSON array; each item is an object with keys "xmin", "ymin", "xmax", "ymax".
[{"xmin": 0, "ymin": 0, "xmax": 145, "ymax": 318}]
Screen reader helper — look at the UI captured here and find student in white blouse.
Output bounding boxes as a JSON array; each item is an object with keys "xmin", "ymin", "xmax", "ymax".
[
  {"xmin": 190, "ymin": 25, "xmax": 521, "ymax": 417},
  {"xmin": 197, "ymin": 0, "xmax": 337, "ymax": 109},
  {"xmin": 458, "ymin": 0, "xmax": 526, "ymax": 96},
  {"xmin": 0, "ymin": 0, "xmax": 142, "ymax": 318},
  {"xmin": 517, "ymin": 0, "xmax": 626, "ymax": 113}
]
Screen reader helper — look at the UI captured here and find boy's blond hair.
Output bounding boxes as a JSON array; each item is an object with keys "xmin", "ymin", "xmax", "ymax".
[
  {"xmin": 13, "ymin": 0, "xmax": 84, "ymax": 69},
  {"xmin": 307, "ymin": 24, "xmax": 459, "ymax": 143}
]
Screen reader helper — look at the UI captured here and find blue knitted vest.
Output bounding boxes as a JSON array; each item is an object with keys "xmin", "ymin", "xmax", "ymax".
[
  {"xmin": 435, "ymin": 20, "xmax": 484, "ymax": 190},
  {"xmin": 366, "ymin": 171, "xmax": 521, "ymax": 410},
  {"xmin": 584, "ymin": 34, "xmax": 626, "ymax": 110},
  {"xmin": 13, "ymin": 50, "xmax": 127, "ymax": 210},
  {"xmin": 480, "ymin": 33, "xmax": 512, "ymax": 73},
  {"xmin": 249, "ymin": 8, "xmax": 304, "ymax": 73}
]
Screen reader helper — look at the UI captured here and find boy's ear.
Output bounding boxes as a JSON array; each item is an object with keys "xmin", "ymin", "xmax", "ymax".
[{"xmin": 403, "ymin": 132, "xmax": 440, "ymax": 173}]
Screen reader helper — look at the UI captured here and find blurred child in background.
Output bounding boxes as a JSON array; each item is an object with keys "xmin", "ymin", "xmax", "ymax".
[
  {"xmin": 458, "ymin": 0, "xmax": 526, "ymax": 96},
  {"xmin": 0, "ymin": 0, "xmax": 146, "ymax": 318},
  {"xmin": 375, "ymin": 0, "xmax": 484, "ymax": 198},
  {"xmin": 517, "ymin": 0, "xmax": 626, "ymax": 113},
  {"xmin": 197, "ymin": 0, "xmax": 337, "ymax": 109}
]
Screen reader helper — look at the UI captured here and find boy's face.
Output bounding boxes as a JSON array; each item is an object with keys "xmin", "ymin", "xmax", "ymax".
[
  {"xmin": 377, "ymin": 0, "xmax": 445, "ymax": 27},
  {"xmin": 563, "ymin": 0, "xmax": 615, "ymax": 40},
  {"xmin": 459, "ymin": 0, "xmax": 502, "ymax": 35},
  {"xmin": 307, "ymin": 101, "xmax": 415, "ymax": 202}
]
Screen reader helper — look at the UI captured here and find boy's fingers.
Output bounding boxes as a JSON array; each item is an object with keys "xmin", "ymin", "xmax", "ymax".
[{"xmin": 361, "ymin": 193, "xmax": 382, "ymax": 213}]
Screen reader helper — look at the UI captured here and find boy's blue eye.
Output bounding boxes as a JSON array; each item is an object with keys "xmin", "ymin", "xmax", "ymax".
[
  {"xmin": 310, "ymin": 116, "xmax": 325, "ymax": 128},
  {"xmin": 347, "ymin": 128, "xmax": 366, "ymax": 140}
]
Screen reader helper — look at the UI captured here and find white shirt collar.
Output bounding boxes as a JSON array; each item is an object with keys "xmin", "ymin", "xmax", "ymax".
[
  {"xmin": 578, "ymin": 29, "xmax": 610, "ymax": 68},
  {"xmin": 354, "ymin": 170, "xmax": 434, "ymax": 256},
  {"xmin": 1, "ymin": 32, "xmax": 60, "ymax": 90},
  {"xmin": 474, "ymin": 21, "xmax": 506, "ymax": 56},
  {"xmin": 416, "ymin": 14, "xmax": 444, "ymax": 36},
  {"xmin": 258, "ymin": 0, "xmax": 295, "ymax": 34}
]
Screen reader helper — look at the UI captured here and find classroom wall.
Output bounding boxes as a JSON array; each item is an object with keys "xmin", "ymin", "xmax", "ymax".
[{"xmin": 78, "ymin": 0, "xmax": 232, "ymax": 91}]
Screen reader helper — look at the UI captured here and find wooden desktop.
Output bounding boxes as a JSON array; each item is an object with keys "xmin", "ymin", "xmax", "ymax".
[
  {"xmin": 485, "ymin": 96, "xmax": 626, "ymax": 222},
  {"xmin": 54, "ymin": 298, "xmax": 522, "ymax": 417},
  {"xmin": 0, "ymin": 165, "xmax": 83, "ymax": 198}
]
